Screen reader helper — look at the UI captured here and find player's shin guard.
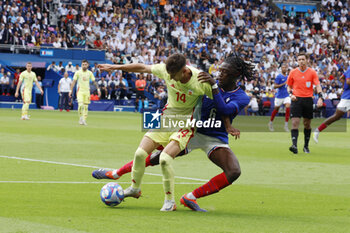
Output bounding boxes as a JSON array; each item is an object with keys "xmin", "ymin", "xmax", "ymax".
[
  {"xmin": 291, "ymin": 129, "xmax": 298, "ymax": 146},
  {"xmin": 192, "ymin": 172, "xmax": 230, "ymax": 199},
  {"xmin": 83, "ymin": 104, "xmax": 88, "ymax": 120},
  {"xmin": 285, "ymin": 107, "xmax": 290, "ymax": 122},
  {"xmin": 131, "ymin": 148, "xmax": 148, "ymax": 189},
  {"xmin": 270, "ymin": 109, "xmax": 278, "ymax": 121},
  {"xmin": 160, "ymin": 152, "xmax": 174, "ymax": 201},
  {"xmin": 78, "ymin": 104, "xmax": 83, "ymax": 118},
  {"xmin": 117, "ymin": 154, "xmax": 153, "ymax": 177},
  {"xmin": 304, "ymin": 128, "xmax": 311, "ymax": 148}
]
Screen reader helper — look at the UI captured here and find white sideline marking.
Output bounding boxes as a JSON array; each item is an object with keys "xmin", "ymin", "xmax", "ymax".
[
  {"xmin": 0, "ymin": 155, "xmax": 208, "ymax": 182},
  {"xmin": 0, "ymin": 181, "xmax": 204, "ymax": 185}
]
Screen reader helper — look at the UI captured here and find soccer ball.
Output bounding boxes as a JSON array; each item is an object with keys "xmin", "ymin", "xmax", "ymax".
[{"xmin": 100, "ymin": 182, "xmax": 124, "ymax": 207}]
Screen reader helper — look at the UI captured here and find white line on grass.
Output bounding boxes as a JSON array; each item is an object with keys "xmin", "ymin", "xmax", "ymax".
[
  {"xmin": 0, "ymin": 181, "xmax": 204, "ymax": 185},
  {"xmin": 0, "ymin": 155, "xmax": 208, "ymax": 182}
]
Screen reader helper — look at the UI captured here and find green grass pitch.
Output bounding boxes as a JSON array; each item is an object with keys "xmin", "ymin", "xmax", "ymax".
[{"xmin": 0, "ymin": 109, "xmax": 349, "ymax": 233}]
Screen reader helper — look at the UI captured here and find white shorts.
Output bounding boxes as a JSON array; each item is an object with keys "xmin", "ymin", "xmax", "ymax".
[
  {"xmin": 337, "ymin": 99, "xmax": 350, "ymax": 112},
  {"xmin": 186, "ymin": 132, "xmax": 230, "ymax": 157},
  {"xmin": 274, "ymin": 97, "xmax": 291, "ymax": 107}
]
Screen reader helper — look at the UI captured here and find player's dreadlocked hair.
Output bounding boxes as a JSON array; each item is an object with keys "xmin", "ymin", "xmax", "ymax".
[{"xmin": 224, "ymin": 54, "xmax": 255, "ymax": 82}]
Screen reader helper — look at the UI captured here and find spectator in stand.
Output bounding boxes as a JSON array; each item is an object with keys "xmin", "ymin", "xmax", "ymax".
[
  {"xmin": 65, "ymin": 62, "xmax": 75, "ymax": 73},
  {"xmin": 34, "ymin": 76, "xmax": 43, "ymax": 109},
  {"xmin": 58, "ymin": 72, "xmax": 72, "ymax": 112},
  {"xmin": 105, "ymin": 71, "xmax": 113, "ymax": 82},
  {"xmin": 74, "ymin": 64, "xmax": 80, "ymax": 73},
  {"xmin": 98, "ymin": 76, "xmax": 108, "ymax": 99},
  {"xmin": 208, "ymin": 59, "xmax": 220, "ymax": 77},
  {"xmin": 57, "ymin": 61, "xmax": 64, "ymax": 71},
  {"xmin": 328, "ymin": 88, "xmax": 338, "ymax": 100},
  {"xmin": 154, "ymin": 85, "xmax": 167, "ymax": 109},
  {"xmin": 58, "ymin": 68, "xmax": 65, "ymax": 76},
  {"xmin": 247, "ymin": 95, "xmax": 259, "ymax": 116},
  {"xmin": 108, "ymin": 75, "xmax": 119, "ymax": 100},
  {"xmin": 90, "ymin": 90, "xmax": 100, "ymax": 101},
  {"xmin": 47, "ymin": 61, "xmax": 59, "ymax": 72},
  {"xmin": 262, "ymin": 98, "xmax": 272, "ymax": 116},
  {"xmin": 91, "ymin": 63, "xmax": 99, "ymax": 74},
  {"xmin": 0, "ymin": 68, "xmax": 4, "ymax": 90},
  {"xmin": 117, "ymin": 75, "xmax": 128, "ymax": 100},
  {"xmin": 53, "ymin": 38, "xmax": 61, "ymax": 48},
  {"xmin": 93, "ymin": 35, "xmax": 103, "ymax": 49},
  {"xmin": 135, "ymin": 74, "xmax": 146, "ymax": 112},
  {"xmin": 0, "ymin": 71, "xmax": 10, "ymax": 96},
  {"xmin": 106, "ymin": 48, "xmax": 114, "ymax": 60}
]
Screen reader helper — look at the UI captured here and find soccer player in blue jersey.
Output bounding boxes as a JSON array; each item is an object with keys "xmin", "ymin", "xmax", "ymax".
[
  {"xmin": 268, "ymin": 63, "xmax": 291, "ymax": 132},
  {"xmin": 313, "ymin": 66, "xmax": 350, "ymax": 143},
  {"xmin": 93, "ymin": 55, "xmax": 255, "ymax": 212}
]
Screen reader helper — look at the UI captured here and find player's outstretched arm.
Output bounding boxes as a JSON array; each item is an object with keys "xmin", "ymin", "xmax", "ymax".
[{"xmin": 98, "ymin": 63, "xmax": 152, "ymax": 73}]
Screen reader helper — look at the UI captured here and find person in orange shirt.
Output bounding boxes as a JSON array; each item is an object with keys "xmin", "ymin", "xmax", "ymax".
[
  {"xmin": 90, "ymin": 90, "xmax": 100, "ymax": 101},
  {"xmin": 286, "ymin": 52, "xmax": 323, "ymax": 154},
  {"xmin": 135, "ymin": 74, "xmax": 146, "ymax": 112}
]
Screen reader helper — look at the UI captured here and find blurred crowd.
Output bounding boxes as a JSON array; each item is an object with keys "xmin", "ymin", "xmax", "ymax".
[{"xmin": 0, "ymin": 0, "xmax": 349, "ymax": 109}]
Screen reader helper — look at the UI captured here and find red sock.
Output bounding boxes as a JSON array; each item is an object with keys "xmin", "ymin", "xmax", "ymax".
[
  {"xmin": 117, "ymin": 154, "xmax": 153, "ymax": 176},
  {"xmin": 270, "ymin": 109, "xmax": 278, "ymax": 121},
  {"xmin": 145, "ymin": 154, "xmax": 152, "ymax": 167},
  {"xmin": 192, "ymin": 173, "xmax": 230, "ymax": 199},
  {"xmin": 318, "ymin": 123, "xmax": 327, "ymax": 132},
  {"xmin": 285, "ymin": 107, "xmax": 290, "ymax": 122},
  {"xmin": 116, "ymin": 160, "xmax": 133, "ymax": 176}
]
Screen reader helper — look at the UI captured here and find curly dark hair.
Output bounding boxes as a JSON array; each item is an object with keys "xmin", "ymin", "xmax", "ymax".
[{"xmin": 224, "ymin": 54, "xmax": 255, "ymax": 82}]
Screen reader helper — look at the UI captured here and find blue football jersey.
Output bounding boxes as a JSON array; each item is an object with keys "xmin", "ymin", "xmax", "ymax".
[
  {"xmin": 275, "ymin": 74, "xmax": 289, "ymax": 98},
  {"xmin": 341, "ymin": 67, "xmax": 350, "ymax": 100},
  {"xmin": 196, "ymin": 86, "xmax": 250, "ymax": 144}
]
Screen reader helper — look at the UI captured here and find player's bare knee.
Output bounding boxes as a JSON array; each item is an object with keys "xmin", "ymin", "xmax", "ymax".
[{"xmin": 225, "ymin": 167, "xmax": 241, "ymax": 183}]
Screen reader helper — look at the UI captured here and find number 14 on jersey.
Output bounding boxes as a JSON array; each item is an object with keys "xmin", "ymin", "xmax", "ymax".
[{"xmin": 176, "ymin": 92, "xmax": 186, "ymax": 103}]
